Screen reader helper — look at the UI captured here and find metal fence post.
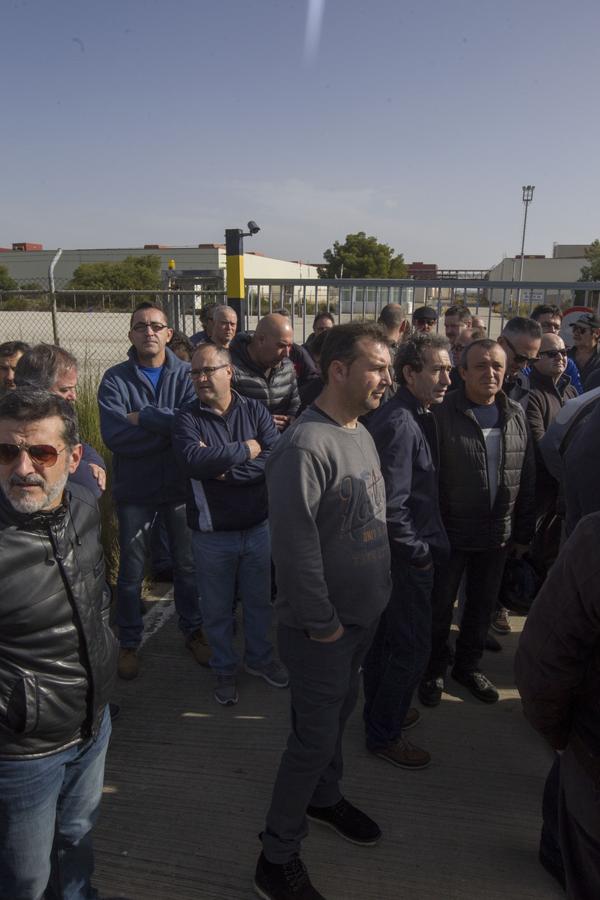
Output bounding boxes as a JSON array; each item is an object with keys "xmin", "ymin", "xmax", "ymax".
[{"xmin": 48, "ymin": 248, "xmax": 63, "ymax": 346}]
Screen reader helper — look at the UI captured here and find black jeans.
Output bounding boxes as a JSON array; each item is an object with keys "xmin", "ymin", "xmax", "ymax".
[
  {"xmin": 424, "ymin": 547, "xmax": 508, "ymax": 679},
  {"xmin": 262, "ymin": 620, "xmax": 377, "ymax": 865},
  {"xmin": 362, "ymin": 557, "xmax": 433, "ymax": 749}
]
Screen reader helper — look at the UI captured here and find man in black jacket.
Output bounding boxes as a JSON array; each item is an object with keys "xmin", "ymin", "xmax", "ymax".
[
  {"xmin": 229, "ymin": 313, "xmax": 300, "ymax": 432},
  {"xmin": 516, "ymin": 512, "xmax": 600, "ymax": 898},
  {"xmin": 419, "ymin": 339, "xmax": 535, "ymax": 705},
  {"xmin": 363, "ymin": 334, "xmax": 451, "ymax": 769},
  {"xmin": 0, "ymin": 389, "xmax": 117, "ymax": 899}
]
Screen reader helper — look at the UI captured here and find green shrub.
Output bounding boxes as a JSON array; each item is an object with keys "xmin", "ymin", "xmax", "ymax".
[{"xmin": 76, "ymin": 365, "xmax": 119, "ymax": 584}]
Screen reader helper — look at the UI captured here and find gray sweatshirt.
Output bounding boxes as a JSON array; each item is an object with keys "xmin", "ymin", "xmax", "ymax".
[{"xmin": 265, "ymin": 406, "xmax": 391, "ymax": 638}]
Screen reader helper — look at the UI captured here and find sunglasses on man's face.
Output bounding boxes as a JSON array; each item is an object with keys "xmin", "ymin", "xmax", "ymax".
[
  {"xmin": 539, "ymin": 349, "xmax": 568, "ymax": 359},
  {"xmin": 572, "ymin": 326, "xmax": 591, "ymax": 336},
  {"xmin": 503, "ymin": 335, "xmax": 539, "ymax": 366},
  {"xmin": 0, "ymin": 443, "xmax": 66, "ymax": 468}
]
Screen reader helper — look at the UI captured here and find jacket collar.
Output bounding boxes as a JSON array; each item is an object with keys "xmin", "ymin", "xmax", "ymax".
[
  {"xmin": 529, "ymin": 368, "xmax": 572, "ymax": 396},
  {"xmin": 194, "ymin": 389, "xmax": 247, "ymax": 418},
  {"xmin": 396, "ymin": 385, "xmax": 430, "ymax": 416},
  {"xmin": 127, "ymin": 344, "xmax": 181, "ymax": 371},
  {"xmin": 0, "ymin": 485, "xmax": 69, "ymax": 531},
  {"xmin": 454, "ymin": 384, "xmax": 516, "ymax": 419}
]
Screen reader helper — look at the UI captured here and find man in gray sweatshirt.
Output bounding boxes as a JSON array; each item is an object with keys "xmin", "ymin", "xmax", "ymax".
[{"xmin": 254, "ymin": 323, "xmax": 393, "ymax": 900}]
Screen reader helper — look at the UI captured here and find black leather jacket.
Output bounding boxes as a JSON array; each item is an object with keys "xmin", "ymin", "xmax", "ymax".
[{"xmin": 0, "ymin": 483, "xmax": 118, "ymax": 758}]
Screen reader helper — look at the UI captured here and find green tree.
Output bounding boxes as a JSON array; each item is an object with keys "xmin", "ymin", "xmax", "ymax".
[
  {"xmin": 579, "ymin": 239, "xmax": 600, "ymax": 281},
  {"xmin": 67, "ymin": 254, "xmax": 162, "ymax": 291},
  {"xmin": 319, "ymin": 232, "xmax": 408, "ymax": 279},
  {"xmin": 575, "ymin": 240, "xmax": 600, "ymax": 305},
  {"xmin": 0, "ymin": 265, "xmax": 17, "ymax": 291}
]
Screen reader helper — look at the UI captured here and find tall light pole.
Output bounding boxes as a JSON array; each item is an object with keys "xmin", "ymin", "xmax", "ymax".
[{"xmin": 517, "ymin": 184, "xmax": 535, "ymax": 303}]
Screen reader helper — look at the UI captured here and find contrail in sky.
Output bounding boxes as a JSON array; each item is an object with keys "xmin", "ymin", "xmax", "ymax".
[{"xmin": 304, "ymin": 0, "xmax": 326, "ymax": 64}]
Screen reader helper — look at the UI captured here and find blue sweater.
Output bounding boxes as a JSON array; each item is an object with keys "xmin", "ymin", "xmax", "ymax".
[
  {"xmin": 98, "ymin": 346, "xmax": 196, "ymax": 505},
  {"xmin": 173, "ymin": 392, "xmax": 279, "ymax": 532}
]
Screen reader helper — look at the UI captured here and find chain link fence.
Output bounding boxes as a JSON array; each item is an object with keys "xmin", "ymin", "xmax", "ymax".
[
  {"xmin": 2, "ymin": 274, "xmax": 600, "ymax": 379},
  {"xmin": 0, "ymin": 277, "xmax": 225, "ymax": 375}
]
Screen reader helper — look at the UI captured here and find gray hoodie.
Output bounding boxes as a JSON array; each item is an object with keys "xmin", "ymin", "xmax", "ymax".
[{"xmin": 265, "ymin": 406, "xmax": 391, "ymax": 638}]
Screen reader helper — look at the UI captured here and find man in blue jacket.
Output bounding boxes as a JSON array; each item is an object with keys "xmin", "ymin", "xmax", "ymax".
[
  {"xmin": 363, "ymin": 334, "xmax": 452, "ymax": 770},
  {"xmin": 173, "ymin": 342, "xmax": 287, "ymax": 706},
  {"xmin": 98, "ymin": 302, "xmax": 207, "ymax": 680}
]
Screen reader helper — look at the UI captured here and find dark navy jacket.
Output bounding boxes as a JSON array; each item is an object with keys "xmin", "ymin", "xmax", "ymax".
[
  {"xmin": 367, "ymin": 385, "xmax": 449, "ymax": 566},
  {"xmin": 173, "ymin": 392, "xmax": 279, "ymax": 532},
  {"xmin": 69, "ymin": 443, "xmax": 106, "ymax": 500},
  {"xmin": 98, "ymin": 346, "xmax": 196, "ymax": 505}
]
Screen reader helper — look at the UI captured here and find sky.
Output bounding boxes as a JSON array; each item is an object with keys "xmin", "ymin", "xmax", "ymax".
[{"xmin": 2, "ymin": 0, "xmax": 600, "ymax": 269}]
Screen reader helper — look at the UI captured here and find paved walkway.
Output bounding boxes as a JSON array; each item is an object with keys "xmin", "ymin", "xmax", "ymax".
[{"xmin": 94, "ymin": 596, "xmax": 563, "ymax": 900}]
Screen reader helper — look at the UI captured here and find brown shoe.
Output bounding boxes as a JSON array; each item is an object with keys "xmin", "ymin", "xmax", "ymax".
[
  {"xmin": 118, "ymin": 647, "xmax": 139, "ymax": 680},
  {"xmin": 403, "ymin": 707, "xmax": 420, "ymax": 730},
  {"xmin": 370, "ymin": 738, "xmax": 431, "ymax": 770},
  {"xmin": 186, "ymin": 628, "xmax": 212, "ymax": 667}
]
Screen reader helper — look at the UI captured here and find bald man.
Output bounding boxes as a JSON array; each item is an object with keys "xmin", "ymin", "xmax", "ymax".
[{"xmin": 229, "ymin": 314, "xmax": 300, "ymax": 431}]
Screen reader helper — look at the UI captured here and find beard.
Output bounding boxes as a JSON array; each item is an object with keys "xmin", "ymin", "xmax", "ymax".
[{"xmin": 1, "ymin": 468, "xmax": 69, "ymax": 514}]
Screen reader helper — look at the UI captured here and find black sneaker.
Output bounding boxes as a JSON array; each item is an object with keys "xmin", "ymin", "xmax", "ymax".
[
  {"xmin": 451, "ymin": 668, "xmax": 499, "ymax": 704},
  {"xmin": 418, "ymin": 676, "xmax": 444, "ymax": 707},
  {"xmin": 254, "ymin": 852, "xmax": 326, "ymax": 899},
  {"xmin": 306, "ymin": 797, "xmax": 381, "ymax": 846}
]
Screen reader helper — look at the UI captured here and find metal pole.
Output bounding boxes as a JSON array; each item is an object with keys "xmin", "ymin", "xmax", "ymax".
[
  {"xmin": 225, "ymin": 228, "xmax": 246, "ymax": 331},
  {"xmin": 48, "ymin": 248, "xmax": 63, "ymax": 345},
  {"xmin": 517, "ymin": 185, "xmax": 534, "ymax": 304}
]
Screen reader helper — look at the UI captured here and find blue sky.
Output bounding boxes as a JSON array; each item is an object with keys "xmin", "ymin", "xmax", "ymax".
[{"xmin": 2, "ymin": 0, "xmax": 599, "ymax": 268}]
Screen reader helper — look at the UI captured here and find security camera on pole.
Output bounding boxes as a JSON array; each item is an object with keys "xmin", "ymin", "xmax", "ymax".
[{"xmin": 225, "ymin": 220, "xmax": 260, "ymax": 332}]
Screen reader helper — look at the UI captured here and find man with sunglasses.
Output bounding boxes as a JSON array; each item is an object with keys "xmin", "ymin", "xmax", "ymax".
[
  {"xmin": 526, "ymin": 334, "xmax": 578, "ymax": 575},
  {"xmin": 486, "ymin": 318, "xmax": 542, "ymax": 635},
  {"xmin": 530, "ymin": 305, "xmax": 583, "ymax": 395},
  {"xmin": 0, "ymin": 388, "xmax": 117, "ymax": 899},
  {"xmin": 412, "ymin": 305, "xmax": 438, "ymax": 334},
  {"xmin": 173, "ymin": 343, "xmax": 287, "ymax": 707},
  {"xmin": 498, "ymin": 316, "xmax": 542, "ymax": 404},
  {"xmin": 98, "ymin": 302, "xmax": 207, "ymax": 680},
  {"xmin": 568, "ymin": 313, "xmax": 600, "ymax": 390},
  {"xmin": 15, "ymin": 343, "xmax": 107, "ymax": 499}
]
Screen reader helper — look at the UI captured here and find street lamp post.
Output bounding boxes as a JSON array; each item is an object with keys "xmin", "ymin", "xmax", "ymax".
[{"xmin": 517, "ymin": 185, "xmax": 535, "ymax": 304}]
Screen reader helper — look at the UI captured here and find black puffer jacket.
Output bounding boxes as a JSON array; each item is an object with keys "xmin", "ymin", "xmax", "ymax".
[
  {"xmin": 433, "ymin": 387, "xmax": 536, "ymax": 550},
  {"xmin": 230, "ymin": 332, "xmax": 300, "ymax": 416},
  {"xmin": 0, "ymin": 483, "xmax": 117, "ymax": 758}
]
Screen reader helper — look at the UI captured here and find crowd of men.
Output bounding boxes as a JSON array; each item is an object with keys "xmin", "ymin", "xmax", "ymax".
[{"xmin": 1, "ymin": 297, "xmax": 599, "ymax": 900}]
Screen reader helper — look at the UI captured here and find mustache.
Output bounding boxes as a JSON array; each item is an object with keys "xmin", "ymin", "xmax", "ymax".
[{"xmin": 9, "ymin": 474, "xmax": 45, "ymax": 487}]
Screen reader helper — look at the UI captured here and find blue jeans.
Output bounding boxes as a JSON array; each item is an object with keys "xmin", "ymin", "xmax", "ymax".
[
  {"xmin": 116, "ymin": 502, "xmax": 203, "ymax": 647},
  {"xmin": 191, "ymin": 521, "xmax": 273, "ymax": 675},
  {"xmin": 0, "ymin": 708, "xmax": 111, "ymax": 900},
  {"xmin": 362, "ymin": 556, "xmax": 434, "ymax": 748}
]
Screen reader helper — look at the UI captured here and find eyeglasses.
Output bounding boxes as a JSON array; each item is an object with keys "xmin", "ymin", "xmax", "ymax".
[
  {"xmin": 0, "ymin": 443, "xmax": 66, "ymax": 468},
  {"xmin": 190, "ymin": 364, "xmax": 229, "ymax": 379},
  {"xmin": 503, "ymin": 335, "xmax": 539, "ymax": 366},
  {"xmin": 538, "ymin": 348, "xmax": 568, "ymax": 359},
  {"xmin": 131, "ymin": 322, "xmax": 169, "ymax": 333},
  {"xmin": 572, "ymin": 325, "xmax": 591, "ymax": 336}
]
